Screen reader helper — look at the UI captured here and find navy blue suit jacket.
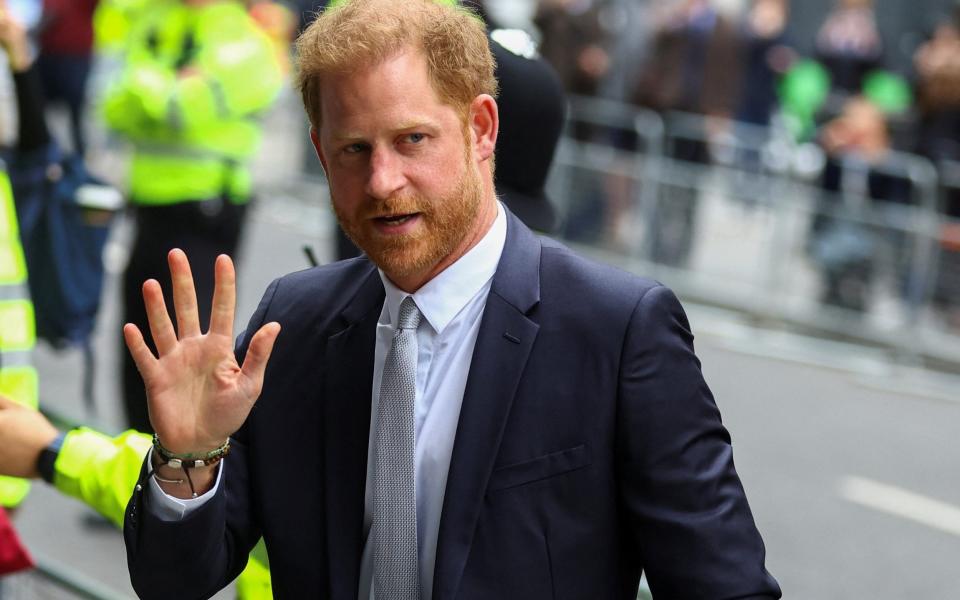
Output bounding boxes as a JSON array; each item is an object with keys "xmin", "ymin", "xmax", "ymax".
[{"xmin": 125, "ymin": 211, "xmax": 781, "ymax": 599}]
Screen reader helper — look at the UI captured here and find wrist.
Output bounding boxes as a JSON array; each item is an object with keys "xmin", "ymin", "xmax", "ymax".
[
  {"xmin": 158, "ymin": 436, "xmax": 225, "ymax": 455},
  {"xmin": 36, "ymin": 431, "xmax": 67, "ymax": 484},
  {"xmin": 149, "ymin": 449, "xmax": 221, "ymax": 499}
]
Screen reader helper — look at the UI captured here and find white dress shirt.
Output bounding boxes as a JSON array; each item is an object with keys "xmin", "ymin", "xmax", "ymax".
[{"xmin": 148, "ymin": 203, "xmax": 507, "ymax": 600}]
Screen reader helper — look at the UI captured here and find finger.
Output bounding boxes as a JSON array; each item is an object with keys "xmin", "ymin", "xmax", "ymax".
[
  {"xmin": 208, "ymin": 255, "xmax": 236, "ymax": 337},
  {"xmin": 0, "ymin": 395, "xmax": 19, "ymax": 410},
  {"xmin": 239, "ymin": 322, "xmax": 281, "ymax": 397},
  {"xmin": 123, "ymin": 323, "xmax": 159, "ymax": 381},
  {"xmin": 169, "ymin": 249, "xmax": 202, "ymax": 338},
  {"xmin": 143, "ymin": 279, "xmax": 178, "ymax": 355}
]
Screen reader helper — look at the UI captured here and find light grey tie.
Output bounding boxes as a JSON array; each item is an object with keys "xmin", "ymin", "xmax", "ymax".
[{"xmin": 373, "ymin": 296, "xmax": 422, "ymax": 599}]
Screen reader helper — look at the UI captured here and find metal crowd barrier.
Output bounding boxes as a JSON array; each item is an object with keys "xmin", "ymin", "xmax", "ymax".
[
  {"xmin": 551, "ymin": 95, "xmax": 664, "ymax": 256},
  {"xmin": 547, "ymin": 97, "xmax": 960, "ymax": 365},
  {"xmin": 931, "ymin": 159, "xmax": 960, "ymax": 336},
  {"xmin": 939, "ymin": 159, "xmax": 960, "ymax": 197}
]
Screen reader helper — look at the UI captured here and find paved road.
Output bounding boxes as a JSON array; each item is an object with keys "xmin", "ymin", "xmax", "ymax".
[{"xmin": 691, "ymin": 312, "xmax": 960, "ymax": 600}]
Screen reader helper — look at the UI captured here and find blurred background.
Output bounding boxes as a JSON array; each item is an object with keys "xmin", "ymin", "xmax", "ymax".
[{"xmin": 1, "ymin": 0, "xmax": 959, "ymax": 598}]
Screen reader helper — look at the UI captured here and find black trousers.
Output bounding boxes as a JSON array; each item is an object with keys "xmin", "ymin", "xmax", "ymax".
[{"xmin": 121, "ymin": 199, "xmax": 248, "ymax": 432}]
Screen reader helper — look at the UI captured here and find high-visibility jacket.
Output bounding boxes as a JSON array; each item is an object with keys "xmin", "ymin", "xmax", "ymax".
[
  {"xmin": 54, "ymin": 428, "xmax": 273, "ymax": 598},
  {"xmin": 102, "ymin": 0, "xmax": 283, "ymax": 205},
  {"xmin": 0, "ymin": 169, "xmax": 38, "ymax": 508},
  {"xmin": 93, "ymin": 0, "xmax": 164, "ymax": 54}
]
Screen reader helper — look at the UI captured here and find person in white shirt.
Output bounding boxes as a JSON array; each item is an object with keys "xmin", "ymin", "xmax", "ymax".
[{"xmin": 122, "ymin": 1, "xmax": 781, "ymax": 598}]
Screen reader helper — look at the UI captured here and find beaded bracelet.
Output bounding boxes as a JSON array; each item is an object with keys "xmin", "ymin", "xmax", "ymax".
[{"xmin": 152, "ymin": 434, "xmax": 231, "ymax": 470}]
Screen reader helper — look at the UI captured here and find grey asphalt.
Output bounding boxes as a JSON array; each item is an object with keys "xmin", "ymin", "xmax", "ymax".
[{"xmin": 9, "ymin": 92, "xmax": 960, "ymax": 599}]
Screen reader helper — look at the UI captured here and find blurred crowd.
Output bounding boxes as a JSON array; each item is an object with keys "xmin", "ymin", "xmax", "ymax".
[
  {"xmin": 524, "ymin": 0, "xmax": 960, "ymax": 323},
  {"xmin": 529, "ymin": 0, "xmax": 959, "ymax": 166},
  {"xmin": 0, "ymin": 0, "xmax": 956, "ymax": 401}
]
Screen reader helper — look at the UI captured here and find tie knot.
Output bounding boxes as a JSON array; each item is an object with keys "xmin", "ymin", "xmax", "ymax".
[{"xmin": 396, "ymin": 297, "xmax": 422, "ymax": 331}]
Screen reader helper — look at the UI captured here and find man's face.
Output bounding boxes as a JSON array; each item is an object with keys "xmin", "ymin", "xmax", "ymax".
[{"xmin": 313, "ymin": 49, "xmax": 489, "ymax": 290}]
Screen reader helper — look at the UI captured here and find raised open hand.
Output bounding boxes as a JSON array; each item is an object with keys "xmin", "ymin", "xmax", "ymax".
[{"xmin": 123, "ymin": 250, "xmax": 280, "ymax": 457}]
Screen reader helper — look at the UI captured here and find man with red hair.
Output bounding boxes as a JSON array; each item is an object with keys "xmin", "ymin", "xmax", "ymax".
[{"xmin": 123, "ymin": 2, "xmax": 780, "ymax": 598}]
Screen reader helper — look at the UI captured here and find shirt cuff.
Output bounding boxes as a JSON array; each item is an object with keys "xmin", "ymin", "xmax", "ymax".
[{"xmin": 145, "ymin": 447, "xmax": 224, "ymax": 521}]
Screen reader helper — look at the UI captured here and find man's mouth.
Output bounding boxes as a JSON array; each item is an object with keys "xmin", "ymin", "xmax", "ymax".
[{"xmin": 374, "ymin": 213, "xmax": 418, "ymax": 225}]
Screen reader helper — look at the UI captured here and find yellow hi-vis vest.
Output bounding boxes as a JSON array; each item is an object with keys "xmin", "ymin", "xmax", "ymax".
[
  {"xmin": 0, "ymin": 168, "xmax": 38, "ymax": 508},
  {"xmin": 93, "ymin": 0, "xmax": 169, "ymax": 54},
  {"xmin": 102, "ymin": 0, "xmax": 283, "ymax": 205}
]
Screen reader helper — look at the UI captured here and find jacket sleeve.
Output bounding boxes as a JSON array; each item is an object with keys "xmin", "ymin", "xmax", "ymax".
[
  {"xmin": 615, "ymin": 285, "xmax": 781, "ymax": 599},
  {"xmin": 123, "ymin": 278, "xmax": 280, "ymax": 599}
]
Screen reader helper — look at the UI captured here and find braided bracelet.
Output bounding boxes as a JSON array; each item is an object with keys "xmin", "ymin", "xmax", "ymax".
[{"xmin": 152, "ymin": 434, "xmax": 231, "ymax": 470}]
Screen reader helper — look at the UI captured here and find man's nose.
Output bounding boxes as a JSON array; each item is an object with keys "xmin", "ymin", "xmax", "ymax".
[{"xmin": 365, "ymin": 147, "xmax": 405, "ymax": 200}]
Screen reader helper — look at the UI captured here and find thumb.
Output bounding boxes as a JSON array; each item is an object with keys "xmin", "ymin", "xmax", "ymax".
[{"xmin": 0, "ymin": 395, "xmax": 19, "ymax": 410}]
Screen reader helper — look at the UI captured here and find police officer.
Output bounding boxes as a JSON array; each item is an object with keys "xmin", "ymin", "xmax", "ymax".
[{"xmin": 102, "ymin": 0, "xmax": 283, "ymax": 431}]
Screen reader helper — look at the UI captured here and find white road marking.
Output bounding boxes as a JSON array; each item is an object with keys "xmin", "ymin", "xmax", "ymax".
[{"xmin": 839, "ymin": 476, "xmax": 960, "ymax": 538}]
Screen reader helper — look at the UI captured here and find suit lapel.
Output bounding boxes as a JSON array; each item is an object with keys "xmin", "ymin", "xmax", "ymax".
[
  {"xmin": 323, "ymin": 267, "xmax": 384, "ymax": 599},
  {"xmin": 433, "ymin": 212, "xmax": 542, "ymax": 600}
]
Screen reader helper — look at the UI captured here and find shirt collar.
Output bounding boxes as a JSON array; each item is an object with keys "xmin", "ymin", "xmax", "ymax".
[{"xmin": 380, "ymin": 201, "xmax": 507, "ymax": 334}]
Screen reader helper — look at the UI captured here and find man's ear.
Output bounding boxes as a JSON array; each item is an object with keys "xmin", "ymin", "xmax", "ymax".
[
  {"xmin": 310, "ymin": 126, "xmax": 329, "ymax": 175},
  {"xmin": 468, "ymin": 94, "xmax": 498, "ymax": 163}
]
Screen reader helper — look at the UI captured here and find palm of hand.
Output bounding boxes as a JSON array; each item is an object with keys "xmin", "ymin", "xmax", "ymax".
[{"xmin": 146, "ymin": 331, "xmax": 248, "ymax": 453}]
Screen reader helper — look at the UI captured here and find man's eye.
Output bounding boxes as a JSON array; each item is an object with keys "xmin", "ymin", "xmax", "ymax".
[
  {"xmin": 344, "ymin": 143, "xmax": 367, "ymax": 154},
  {"xmin": 405, "ymin": 133, "xmax": 425, "ymax": 144}
]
